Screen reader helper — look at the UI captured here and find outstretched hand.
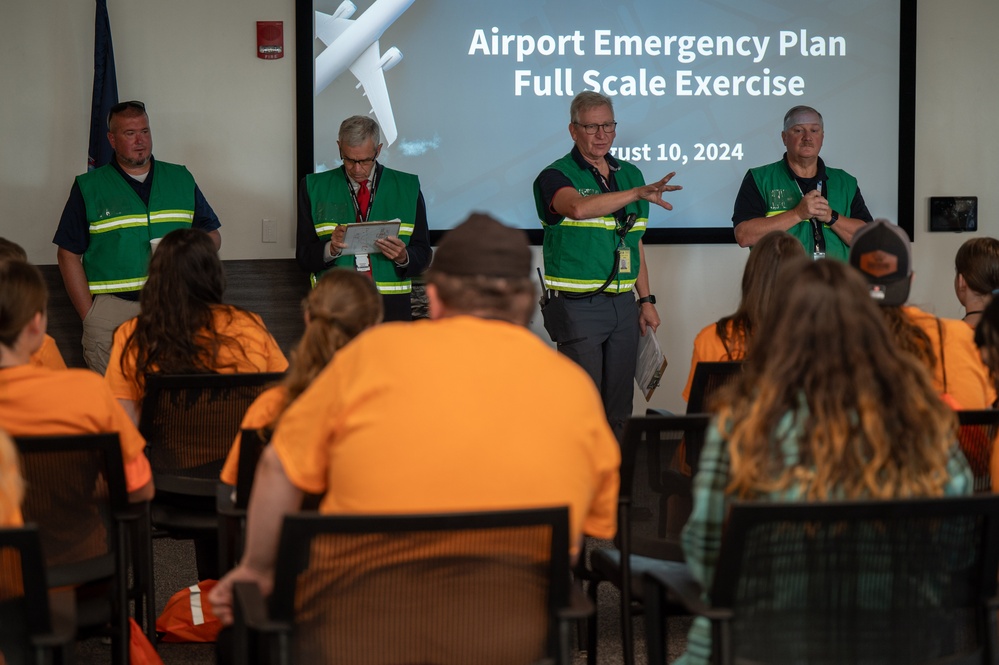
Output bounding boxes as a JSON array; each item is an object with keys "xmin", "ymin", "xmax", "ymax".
[{"xmin": 636, "ymin": 172, "xmax": 682, "ymax": 210}]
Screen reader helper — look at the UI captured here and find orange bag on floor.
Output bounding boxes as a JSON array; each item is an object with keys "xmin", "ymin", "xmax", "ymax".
[
  {"xmin": 130, "ymin": 618, "xmax": 165, "ymax": 664},
  {"xmin": 156, "ymin": 580, "xmax": 223, "ymax": 643}
]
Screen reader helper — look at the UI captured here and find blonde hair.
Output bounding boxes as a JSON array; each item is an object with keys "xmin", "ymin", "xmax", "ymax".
[
  {"xmin": 268, "ymin": 270, "xmax": 383, "ymax": 428},
  {"xmin": 719, "ymin": 259, "xmax": 956, "ymax": 501}
]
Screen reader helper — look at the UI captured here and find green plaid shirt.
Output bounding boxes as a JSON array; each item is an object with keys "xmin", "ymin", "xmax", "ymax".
[{"xmin": 676, "ymin": 409, "xmax": 974, "ymax": 665}]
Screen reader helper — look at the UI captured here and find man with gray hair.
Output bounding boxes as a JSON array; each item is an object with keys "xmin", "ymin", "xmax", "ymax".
[
  {"xmin": 533, "ymin": 91, "xmax": 680, "ymax": 439},
  {"xmin": 210, "ymin": 214, "xmax": 620, "ymax": 662},
  {"xmin": 732, "ymin": 104, "xmax": 873, "ymax": 260},
  {"xmin": 296, "ymin": 115, "xmax": 432, "ymax": 321}
]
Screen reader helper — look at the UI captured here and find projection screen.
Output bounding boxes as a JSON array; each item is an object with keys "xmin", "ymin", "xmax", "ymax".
[{"xmin": 296, "ymin": 0, "xmax": 915, "ymax": 243}]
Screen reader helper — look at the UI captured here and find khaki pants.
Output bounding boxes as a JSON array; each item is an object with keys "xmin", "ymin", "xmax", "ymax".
[{"xmin": 82, "ymin": 294, "xmax": 141, "ymax": 375}]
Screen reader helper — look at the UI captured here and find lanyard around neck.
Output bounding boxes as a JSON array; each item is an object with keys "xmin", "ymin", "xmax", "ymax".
[{"xmin": 344, "ymin": 165, "xmax": 379, "ymax": 222}]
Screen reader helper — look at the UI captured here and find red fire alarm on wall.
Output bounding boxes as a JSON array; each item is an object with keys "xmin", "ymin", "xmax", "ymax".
[{"xmin": 257, "ymin": 21, "xmax": 284, "ymax": 59}]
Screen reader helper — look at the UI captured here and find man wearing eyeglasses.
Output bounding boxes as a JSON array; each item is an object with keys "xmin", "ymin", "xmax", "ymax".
[
  {"xmin": 533, "ymin": 91, "xmax": 681, "ymax": 439},
  {"xmin": 296, "ymin": 115, "xmax": 432, "ymax": 322},
  {"xmin": 53, "ymin": 100, "xmax": 222, "ymax": 374}
]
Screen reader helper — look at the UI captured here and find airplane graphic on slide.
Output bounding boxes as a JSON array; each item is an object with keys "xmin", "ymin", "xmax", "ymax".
[{"xmin": 315, "ymin": 0, "xmax": 415, "ymax": 146}]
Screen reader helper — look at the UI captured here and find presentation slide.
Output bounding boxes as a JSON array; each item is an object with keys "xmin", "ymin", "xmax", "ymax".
[{"xmin": 302, "ymin": 0, "xmax": 909, "ymax": 241}]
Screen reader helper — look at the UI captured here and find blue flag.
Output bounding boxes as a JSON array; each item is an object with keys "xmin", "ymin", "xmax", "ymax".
[{"xmin": 88, "ymin": 0, "xmax": 118, "ymax": 171}]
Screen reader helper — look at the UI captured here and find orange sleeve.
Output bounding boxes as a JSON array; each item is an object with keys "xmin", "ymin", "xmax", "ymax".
[
  {"xmin": 683, "ymin": 324, "xmax": 718, "ymax": 402},
  {"xmin": 1, "ymin": 506, "xmax": 23, "ymax": 527},
  {"xmin": 104, "ymin": 319, "xmax": 143, "ymax": 402},
  {"xmin": 263, "ymin": 333, "xmax": 289, "ymax": 372},
  {"xmin": 239, "ymin": 311, "xmax": 289, "ymax": 373},
  {"xmin": 270, "ymin": 365, "xmax": 343, "ymax": 495},
  {"xmin": 101, "ymin": 379, "xmax": 152, "ymax": 493},
  {"xmin": 582, "ymin": 423, "xmax": 621, "ymax": 540},
  {"xmin": 220, "ymin": 387, "xmax": 288, "ymax": 486},
  {"xmin": 220, "ymin": 443, "xmax": 240, "ymax": 486}
]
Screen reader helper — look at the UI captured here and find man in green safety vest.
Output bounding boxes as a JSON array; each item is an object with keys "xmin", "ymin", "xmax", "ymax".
[
  {"xmin": 732, "ymin": 105, "xmax": 873, "ymax": 261},
  {"xmin": 534, "ymin": 91, "xmax": 681, "ymax": 439},
  {"xmin": 54, "ymin": 100, "xmax": 222, "ymax": 374},
  {"xmin": 296, "ymin": 115, "xmax": 432, "ymax": 322}
]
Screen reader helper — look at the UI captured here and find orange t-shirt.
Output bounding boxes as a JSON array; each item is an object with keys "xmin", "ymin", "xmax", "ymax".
[
  {"xmin": 220, "ymin": 385, "xmax": 288, "ymax": 486},
  {"xmin": 683, "ymin": 321, "xmax": 745, "ymax": 402},
  {"xmin": 270, "ymin": 316, "xmax": 620, "ymax": 554},
  {"xmin": 0, "ymin": 365, "xmax": 151, "ymax": 493},
  {"xmin": 29, "ymin": 334, "xmax": 67, "ymax": 371},
  {"xmin": 0, "ymin": 444, "xmax": 23, "ymax": 528},
  {"xmin": 105, "ymin": 306, "xmax": 289, "ymax": 403},
  {"xmin": 903, "ymin": 306, "xmax": 995, "ymax": 410}
]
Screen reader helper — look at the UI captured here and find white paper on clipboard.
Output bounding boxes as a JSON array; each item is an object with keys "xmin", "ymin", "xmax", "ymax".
[{"xmin": 339, "ymin": 219, "xmax": 402, "ymax": 256}]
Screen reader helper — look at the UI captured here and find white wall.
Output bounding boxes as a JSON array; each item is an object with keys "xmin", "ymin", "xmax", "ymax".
[{"xmin": 1, "ymin": 1, "xmax": 995, "ymax": 414}]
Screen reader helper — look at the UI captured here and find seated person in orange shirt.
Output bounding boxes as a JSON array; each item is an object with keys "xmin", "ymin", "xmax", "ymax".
[
  {"xmin": 104, "ymin": 228, "xmax": 288, "ymax": 424},
  {"xmin": 850, "ymin": 220, "xmax": 995, "ymax": 410},
  {"xmin": 972, "ymin": 300, "xmax": 999, "ymax": 490},
  {"xmin": 683, "ymin": 231, "xmax": 804, "ymax": 402},
  {"xmin": 678, "ymin": 258, "xmax": 971, "ymax": 665},
  {"xmin": 209, "ymin": 214, "xmax": 621, "ymax": 661},
  {"xmin": 0, "ymin": 260, "xmax": 153, "ymax": 502},
  {"xmin": 954, "ymin": 236, "xmax": 999, "ymax": 329},
  {"xmin": 221, "ymin": 269, "xmax": 382, "ymax": 487},
  {"xmin": 0, "ymin": 238, "xmax": 67, "ymax": 371}
]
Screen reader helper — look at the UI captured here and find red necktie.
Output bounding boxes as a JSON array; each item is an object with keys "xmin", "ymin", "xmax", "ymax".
[
  {"xmin": 357, "ymin": 180, "xmax": 370, "ymax": 220},
  {"xmin": 355, "ymin": 180, "xmax": 373, "ymax": 279}
]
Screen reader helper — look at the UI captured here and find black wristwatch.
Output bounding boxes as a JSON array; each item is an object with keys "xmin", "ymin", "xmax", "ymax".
[
  {"xmin": 637, "ymin": 295, "xmax": 656, "ymax": 305},
  {"xmin": 828, "ymin": 211, "xmax": 839, "ymax": 226}
]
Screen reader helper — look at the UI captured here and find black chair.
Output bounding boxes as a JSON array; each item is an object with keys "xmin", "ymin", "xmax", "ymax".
[
  {"xmin": 138, "ymin": 372, "xmax": 283, "ymax": 578},
  {"xmin": 233, "ymin": 507, "xmax": 585, "ymax": 665},
  {"xmin": 13, "ymin": 432, "xmax": 154, "ymax": 665},
  {"xmin": 643, "ymin": 495, "xmax": 999, "ymax": 665},
  {"xmin": 217, "ymin": 427, "xmax": 269, "ymax": 572},
  {"xmin": 685, "ymin": 361, "xmax": 744, "ymax": 415},
  {"xmin": 0, "ymin": 526, "xmax": 76, "ymax": 664},
  {"xmin": 585, "ymin": 414, "xmax": 711, "ymax": 665},
  {"xmin": 956, "ymin": 409, "xmax": 999, "ymax": 493}
]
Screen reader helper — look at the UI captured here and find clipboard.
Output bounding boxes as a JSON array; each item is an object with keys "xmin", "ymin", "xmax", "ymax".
[
  {"xmin": 635, "ymin": 331, "xmax": 668, "ymax": 401},
  {"xmin": 339, "ymin": 220, "xmax": 402, "ymax": 256}
]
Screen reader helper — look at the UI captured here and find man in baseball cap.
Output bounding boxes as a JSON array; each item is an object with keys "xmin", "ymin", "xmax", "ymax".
[
  {"xmin": 211, "ymin": 213, "xmax": 620, "ymax": 663},
  {"xmin": 849, "ymin": 219, "xmax": 993, "ymax": 409},
  {"xmin": 849, "ymin": 218, "xmax": 912, "ymax": 306}
]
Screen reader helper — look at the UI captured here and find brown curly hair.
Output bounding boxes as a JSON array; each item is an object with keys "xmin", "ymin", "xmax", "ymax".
[
  {"xmin": 715, "ymin": 230, "xmax": 805, "ymax": 359},
  {"xmin": 718, "ymin": 258, "xmax": 957, "ymax": 501},
  {"xmin": 120, "ymin": 229, "xmax": 260, "ymax": 392}
]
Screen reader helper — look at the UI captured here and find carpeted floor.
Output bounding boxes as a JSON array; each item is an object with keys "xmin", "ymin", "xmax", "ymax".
[{"xmin": 74, "ymin": 537, "xmax": 691, "ymax": 664}]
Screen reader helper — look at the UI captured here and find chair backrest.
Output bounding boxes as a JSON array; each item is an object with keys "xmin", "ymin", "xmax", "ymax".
[
  {"xmin": 956, "ymin": 409, "xmax": 999, "ymax": 493},
  {"xmin": 0, "ymin": 525, "xmax": 52, "ymax": 625},
  {"xmin": 0, "ymin": 526, "xmax": 64, "ymax": 661},
  {"xmin": 269, "ymin": 507, "xmax": 570, "ymax": 665},
  {"xmin": 139, "ymin": 372, "xmax": 283, "ymax": 496},
  {"xmin": 13, "ymin": 433, "xmax": 127, "ymax": 587},
  {"xmin": 234, "ymin": 428, "xmax": 269, "ymax": 510},
  {"xmin": 686, "ymin": 361, "xmax": 743, "ymax": 414},
  {"xmin": 711, "ymin": 496, "xmax": 999, "ymax": 664},
  {"xmin": 619, "ymin": 415, "xmax": 712, "ymax": 563}
]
